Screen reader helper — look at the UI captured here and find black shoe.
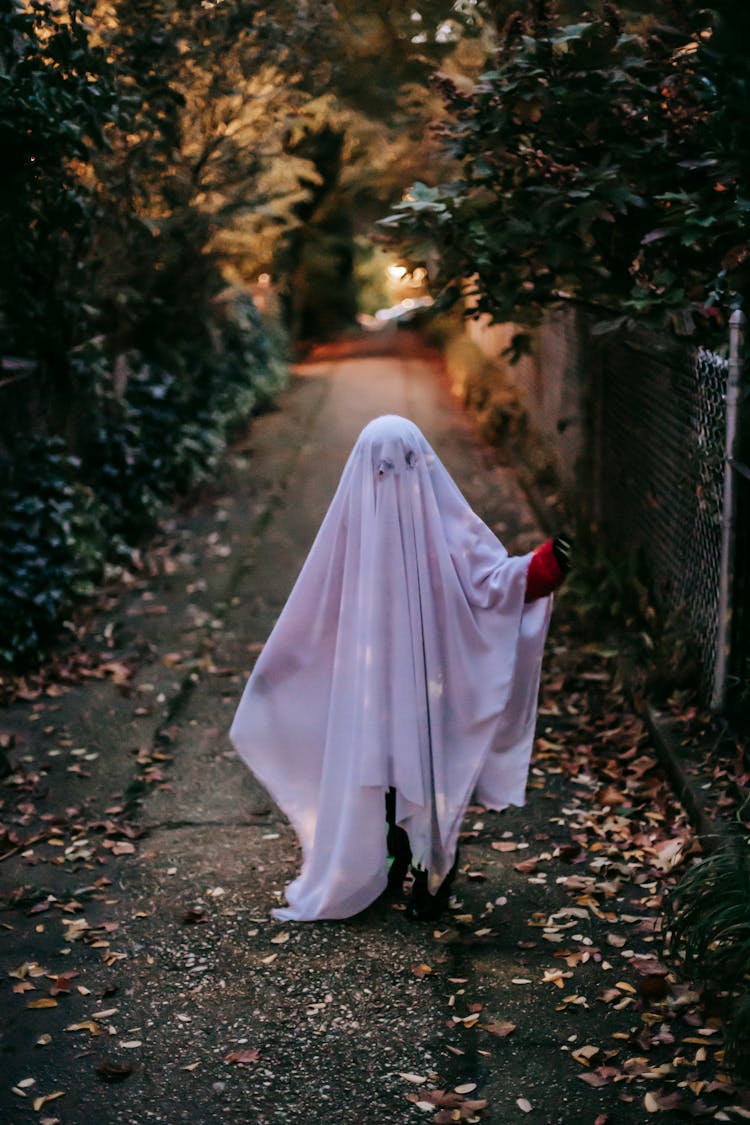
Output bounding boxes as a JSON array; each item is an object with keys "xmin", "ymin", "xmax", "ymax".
[
  {"xmin": 385, "ymin": 788, "xmax": 412, "ymax": 895},
  {"xmin": 406, "ymin": 862, "xmax": 456, "ymax": 922},
  {"xmin": 386, "ymin": 854, "xmax": 411, "ymax": 895}
]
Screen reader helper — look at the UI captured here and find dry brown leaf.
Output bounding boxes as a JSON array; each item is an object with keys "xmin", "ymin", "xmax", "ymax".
[
  {"xmin": 571, "ymin": 1045, "xmax": 600, "ymax": 1065},
  {"xmin": 644, "ymin": 1091, "xmax": 683, "ymax": 1112},
  {"xmin": 578, "ymin": 1072, "xmax": 609, "ymax": 1088},
  {"xmin": 480, "ymin": 1021, "xmax": 516, "ymax": 1038},
  {"xmin": 65, "ymin": 1021, "xmax": 101, "ymax": 1036},
  {"xmin": 542, "ymin": 969, "xmax": 569, "ymax": 988},
  {"xmin": 49, "ymin": 972, "xmax": 78, "ymax": 996},
  {"xmin": 32, "ymin": 1092, "xmax": 64, "ymax": 1111},
  {"xmin": 224, "ymin": 1049, "xmax": 260, "ymax": 1065},
  {"xmin": 596, "ymin": 785, "xmax": 628, "ymax": 807}
]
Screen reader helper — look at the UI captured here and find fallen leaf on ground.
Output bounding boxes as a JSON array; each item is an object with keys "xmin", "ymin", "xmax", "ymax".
[
  {"xmin": 49, "ymin": 972, "xmax": 78, "ymax": 996},
  {"xmin": 571, "ymin": 1045, "xmax": 600, "ymax": 1065},
  {"xmin": 606, "ymin": 933, "xmax": 626, "ymax": 948},
  {"xmin": 480, "ymin": 1021, "xmax": 516, "ymax": 1038},
  {"xmin": 224, "ymin": 1049, "xmax": 260, "ymax": 1065},
  {"xmin": 65, "ymin": 1021, "xmax": 101, "ymax": 1036},
  {"xmin": 32, "ymin": 1092, "xmax": 64, "ymax": 1111},
  {"xmin": 578, "ymin": 1073, "xmax": 610, "ymax": 1088}
]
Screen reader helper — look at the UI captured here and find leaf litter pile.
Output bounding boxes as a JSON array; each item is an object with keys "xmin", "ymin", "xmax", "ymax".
[{"xmin": 397, "ymin": 620, "xmax": 750, "ymax": 1123}]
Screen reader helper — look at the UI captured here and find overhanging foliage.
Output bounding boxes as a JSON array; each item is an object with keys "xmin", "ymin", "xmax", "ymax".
[{"xmin": 383, "ymin": 1, "xmax": 750, "ymax": 335}]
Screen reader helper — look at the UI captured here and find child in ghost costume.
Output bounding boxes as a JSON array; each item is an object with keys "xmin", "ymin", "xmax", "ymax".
[{"xmin": 229, "ymin": 415, "xmax": 568, "ymax": 922}]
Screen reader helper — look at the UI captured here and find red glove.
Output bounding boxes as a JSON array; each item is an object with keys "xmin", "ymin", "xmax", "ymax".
[{"xmin": 525, "ymin": 538, "xmax": 565, "ymax": 602}]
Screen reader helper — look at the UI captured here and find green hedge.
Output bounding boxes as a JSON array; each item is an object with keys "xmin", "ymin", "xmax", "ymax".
[
  {"xmin": 0, "ymin": 298, "xmax": 286, "ymax": 668},
  {"xmin": 0, "ymin": 438, "xmax": 107, "ymax": 665}
]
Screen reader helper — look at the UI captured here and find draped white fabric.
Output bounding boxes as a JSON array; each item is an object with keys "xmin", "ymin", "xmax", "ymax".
[{"xmin": 229, "ymin": 416, "xmax": 552, "ymax": 921}]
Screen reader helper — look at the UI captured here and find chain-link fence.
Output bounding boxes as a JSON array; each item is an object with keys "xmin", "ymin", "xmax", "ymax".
[
  {"xmin": 598, "ymin": 332, "xmax": 728, "ymax": 698},
  {"xmin": 461, "ymin": 300, "xmax": 747, "ymax": 718}
]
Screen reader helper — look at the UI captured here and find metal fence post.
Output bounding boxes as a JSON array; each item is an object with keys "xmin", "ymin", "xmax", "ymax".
[{"xmin": 712, "ymin": 308, "xmax": 746, "ymax": 711}]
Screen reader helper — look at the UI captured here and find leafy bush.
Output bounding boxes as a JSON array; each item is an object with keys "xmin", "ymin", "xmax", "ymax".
[
  {"xmin": 0, "ymin": 298, "xmax": 287, "ymax": 669},
  {"xmin": 0, "ymin": 439, "xmax": 107, "ymax": 667},
  {"xmin": 384, "ymin": 1, "xmax": 750, "ymax": 335},
  {"xmin": 0, "ymin": 0, "xmax": 120, "ymax": 369},
  {"xmin": 663, "ymin": 834, "xmax": 750, "ymax": 1080}
]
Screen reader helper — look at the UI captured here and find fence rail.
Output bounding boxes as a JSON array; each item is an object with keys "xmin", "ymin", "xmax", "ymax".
[{"xmin": 730, "ymin": 467, "xmax": 750, "ymax": 729}]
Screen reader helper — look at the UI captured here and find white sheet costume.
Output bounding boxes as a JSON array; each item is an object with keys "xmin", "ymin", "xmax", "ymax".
[{"xmin": 230, "ymin": 415, "xmax": 552, "ymax": 921}]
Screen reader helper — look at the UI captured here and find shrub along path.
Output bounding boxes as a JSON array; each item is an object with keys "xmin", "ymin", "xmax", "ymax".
[{"xmin": 0, "ymin": 334, "xmax": 747, "ymax": 1124}]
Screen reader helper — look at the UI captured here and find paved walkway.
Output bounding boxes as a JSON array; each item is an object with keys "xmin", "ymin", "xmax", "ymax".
[{"xmin": 0, "ymin": 337, "xmax": 726, "ymax": 1124}]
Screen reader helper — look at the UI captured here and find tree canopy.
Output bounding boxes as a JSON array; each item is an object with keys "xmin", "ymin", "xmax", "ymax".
[
  {"xmin": 383, "ymin": 0, "xmax": 750, "ymax": 339},
  {"xmin": 1, "ymin": 0, "xmax": 504, "ymax": 359}
]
